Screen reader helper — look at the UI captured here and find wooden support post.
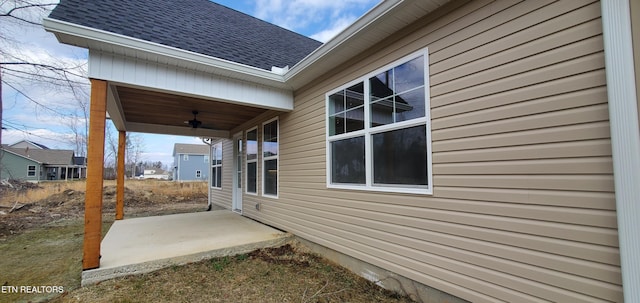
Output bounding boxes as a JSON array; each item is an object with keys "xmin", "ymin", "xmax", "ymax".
[
  {"xmin": 83, "ymin": 79, "xmax": 107, "ymax": 270},
  {"xmin": 116, "ymin": 130, "xmax": 126, "ymax": 220}
]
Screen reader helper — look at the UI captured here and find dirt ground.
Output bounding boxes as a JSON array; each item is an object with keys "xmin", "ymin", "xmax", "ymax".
[{"xmin": 0, "ymin": 180, "xmax": 413, "ymax": 303}]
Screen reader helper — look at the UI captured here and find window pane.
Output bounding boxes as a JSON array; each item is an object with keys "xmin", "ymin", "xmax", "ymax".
[
  {"xmin": 263, "ymin": 120, "xmax": 278, "ymax": 157},
  {"xmin": 395, "ymin": 87, "xmax": 426, "ymax": 122},
  {"xmin": 370, "ymin": 97, "xmax": 394, "ymax": 127},
  {"xmin": 215, "ymin": 146, "xmax": 223, "ymax": 165},
  {"xmin": 247, "ymin": 129, "xmax": 257, "ymax": 161},
  {"xmin": 216, "ymin": 167, "xmax": 222, "ymax": 188},
  {"xmin": 370, "ymin": 69, "xmax": 394, "ymax": 101},
  {"xmin": 345, "ymin": 107, "xmax": 364, "ymax": 132},
  {"xmin": 394, "ymin": 56, "xmax": 424, "ymax": 93},
  {"xmin": 329, "ymin": 113, "xmax": 345, "ymax": 136},
  {"xmin": 331, "ymin": 136, "xmax": 365, "ymax": 184},
  {"xmin": 345, "ymin": 82, "xmax": 364, "ymax": 109},
  {"xmin": 373, "ymin": 125, "xmax": 428, "ymax": 185},
  {"xmin": 247, "ymin": 162, "xmax": 257, "ymax": 193},
  {"xmin": 264, "ymin": 159, "xmax": 277, "ymax": 195},
  {"xmin": 328, "ymin": 92, "xmax": 344, "ymax": 115}
]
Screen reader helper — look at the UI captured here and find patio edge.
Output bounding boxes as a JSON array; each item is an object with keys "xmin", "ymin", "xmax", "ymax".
[{"xmin": 81, "ymin": 234, "xmax": 292, "ymax": 286}]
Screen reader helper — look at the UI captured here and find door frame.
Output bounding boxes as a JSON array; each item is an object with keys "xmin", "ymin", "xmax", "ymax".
[{"xmin": 232, "ymin": 132, "xmax": 243, "ymax": 214}]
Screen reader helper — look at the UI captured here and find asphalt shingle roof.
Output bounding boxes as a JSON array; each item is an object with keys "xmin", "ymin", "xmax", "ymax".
[
  {"xmin": 173, "ymin": 144, "xmax": 210, "ymax": 156},
  {"xmin": 4, "ymin": 147, "xmax": 75, "ymax": 165},
  {"xmin": 48, "ymin": 0, "xmax": 323, "ymax": 70}
]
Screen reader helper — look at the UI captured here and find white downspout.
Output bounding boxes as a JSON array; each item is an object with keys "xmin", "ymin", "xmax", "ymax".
[
  {"xmin": 202, "ymin": 137, "xmax": 213, "ymax": 211},
  {"xmin": 601, "ymin": 1, "xmax": 640, "ymax": 302}
]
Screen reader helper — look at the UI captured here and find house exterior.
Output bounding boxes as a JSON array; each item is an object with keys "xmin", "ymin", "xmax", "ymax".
[
  {"xmin": 0, "ymin": 142, "xmax": 87, "ymax": 181},
  {"xmin": 44, "ymin": 0, "xmax": 639, "ymax": 302},
  {"xmin": 9, "ymin": 140, "xmax": 50, "ymax": 150},
  {"xmin": 172, "ymin": 143, "xmax": 210, "ymax": 181},
  {"xmin": 142, "ymin": 169, "xmax": 170, "ymax": 180}
]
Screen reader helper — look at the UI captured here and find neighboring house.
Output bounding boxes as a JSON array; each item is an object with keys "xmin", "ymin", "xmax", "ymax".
[
  {"xmin": 9, "ymin": 140, "xmax": 50, "ymax": 150},
  {"xmin": 0, "ymin": 143, "xmax": 87, "ymax": 181},
  {"xmin": 142, "ymin": 169, "xmax": 170, "ymax": 180},
  {"xmin": 44, "ymin": 0, "xmax": 640, "ymax": 302},
  {"xmin": 172, "ymin": 143, "xmax": 210, "ymax": 181}
]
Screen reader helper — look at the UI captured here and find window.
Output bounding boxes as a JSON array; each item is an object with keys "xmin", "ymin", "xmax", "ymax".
[
  {"xmin": 196, "ymin": 170, "xmax": 202, "ymax": 178},
  {"xmin": 246, "ymin": 128, "xmax": 258, "ymax": 194},
  {"xmin": 204, "ymin": 155, "xmax": 209, "ymax": 163},
  {"xmin": 263, "ymin": 118, "xmax": 278, "ymax": 197},
  {"xmin": 326, "ymin": 49, "xmax": 432, "ymax": 194},
  {"xmin": 211, "ymin": 143, "xmax": 222, "ymax": 188},
  {"xmin": 27, "ymin": 165, "xmax": 36, "ymax": 177},
  {"xmin": 183, "ymin": 154, "xmax": 189, "ymax": 161}
]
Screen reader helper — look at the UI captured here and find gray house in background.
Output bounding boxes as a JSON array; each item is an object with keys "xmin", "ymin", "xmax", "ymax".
[
  {"xmin": 172, "ymin": 143, "xmax": 210, "ymax": 181},
  {"xmin": 0, "ymin": 141, "xmax": 87, "ymax": 181}
]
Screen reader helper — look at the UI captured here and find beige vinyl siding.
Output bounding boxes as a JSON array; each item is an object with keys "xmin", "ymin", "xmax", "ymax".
[
  {"xmin": 209, "ymin": 138, "xmax": 233, "ymax": 209},
  {"xmin": 229, "ymin": 1, "xmax": 621, "ymax": 302}
]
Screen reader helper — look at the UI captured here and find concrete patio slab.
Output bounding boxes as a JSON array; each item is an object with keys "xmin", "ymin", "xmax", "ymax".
[{"xmin": 81, "ymin": 210, "xmax": 290, "ymax": 286}]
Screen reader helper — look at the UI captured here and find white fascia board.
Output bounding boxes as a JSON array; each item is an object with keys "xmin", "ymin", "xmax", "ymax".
[
  {"xmin": 601, "ymin": 1, "xmax": 640, "ymax": 302},
  {"xmin": 89, "ymin": 51, "xmax": 293, "ymax": 111},
  {"xmin": 106, "ymin": 83, "xmax": 126, "ymax": 131},
  {"xmin": 42, "ymin": 18, "xmax": 287, "ymax": 88}
]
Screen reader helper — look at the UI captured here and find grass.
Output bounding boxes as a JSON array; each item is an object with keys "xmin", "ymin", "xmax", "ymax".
[
  {"xmin": 0, "ymin": 219, "xmax": 112, "ymax": 303},
  {"xmin": 0, "ymin": 180, "xmax": 412, "ymax": 303},
  {"xmin": 0, "ymin": 180, "xmax": 207, "ymax": 206},
  {"xmin": 49, "ymin": 245, "xmax": 411, "ymax": 303}
]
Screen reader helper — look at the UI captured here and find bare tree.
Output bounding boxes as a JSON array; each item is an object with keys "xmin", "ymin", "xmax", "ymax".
[
  {"xmin": 104, "ymin": 126, "xmax": 145, "ymax": 178},
  {"xmin": 1, "ymin": 0, "xmax": 91, "ymax": 180},
  {"xmin": 1, "ymin": 1, "xmax": 89, "ymax": 138},
  {"xmin": 126, "ymin": 133, "xmax": 144, "ymax": 178}
]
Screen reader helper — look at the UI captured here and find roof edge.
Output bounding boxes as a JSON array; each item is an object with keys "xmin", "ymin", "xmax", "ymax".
[
  {"xmin": 0, "ymin": 148, "xmax": 44, "ymax": 164},
  {"xmin": 42, "ymin": 17, "xmax": 287, "ymax": 86},
  {"xmin": 284, "ymin": 0, "xmax": 403, "ymax": 81}
]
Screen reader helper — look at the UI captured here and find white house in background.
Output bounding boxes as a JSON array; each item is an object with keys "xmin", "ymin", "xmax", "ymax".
[
  {"xmin": 142, "ymin": 169, "xmax": 170, "ymax": 180},
  {"xmin": 172, "ymin": 143, "xmax": 210, "ymax": 181}
]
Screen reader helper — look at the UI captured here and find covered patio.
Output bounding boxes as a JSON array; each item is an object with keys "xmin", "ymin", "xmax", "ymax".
[
  {"xmin": 81, "ymin": 210, "xmax": 291, "ymax": 286},
  {"xmin": 42, "ymin": 0, "xmax": 319, "ymax": 274}
]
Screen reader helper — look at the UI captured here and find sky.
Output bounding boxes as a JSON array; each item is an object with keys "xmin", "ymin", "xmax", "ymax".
[{"xmin": 1, "ymin": 0, "xmax": 380, "ymax": 167}]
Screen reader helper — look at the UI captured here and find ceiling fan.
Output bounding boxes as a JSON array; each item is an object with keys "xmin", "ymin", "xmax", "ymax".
[{"xmin": 185, "ymin": 110, "xmax": 203, "ymax": 129}]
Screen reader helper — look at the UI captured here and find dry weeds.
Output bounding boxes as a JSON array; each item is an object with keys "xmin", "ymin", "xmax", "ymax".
[
  {"xmin": 0, "ymin": 180, "xmax": 412, "ymax": 303},
  {"xmin": 52, "ymin": 244, "xmax": 412, "ymax": 303},
  {"xmin": 0, "ymin": 180, "xmax": 207, "ymax": 206}
]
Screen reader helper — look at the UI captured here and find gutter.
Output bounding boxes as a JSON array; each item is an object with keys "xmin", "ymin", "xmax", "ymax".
[
  {"xmin": 600, "ymin": 1, "xmax": 640, "ymax": 302},
  {"xmin": 42, "ymin": 18, "xmax": 287, "ymax": 87}
]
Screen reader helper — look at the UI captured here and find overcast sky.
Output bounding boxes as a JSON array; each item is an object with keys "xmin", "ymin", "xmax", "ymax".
[{"xmin": 1, "ymin": 0, "xmax": 379, "ymax": 166}]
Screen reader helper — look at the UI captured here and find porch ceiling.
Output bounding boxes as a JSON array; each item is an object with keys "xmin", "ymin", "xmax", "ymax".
[{"xmin": 110, "ymin": 85, "xmax": 269, "ymax": 138}]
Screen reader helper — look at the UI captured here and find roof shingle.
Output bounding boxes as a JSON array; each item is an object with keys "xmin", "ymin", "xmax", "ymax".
[
  {"xmin": 48, "ymin": 0, "xmax": 322, "ymax": 70},
  {"xmin": 3, "ymin": 147, "xmax": 75, "ymax": 165}
]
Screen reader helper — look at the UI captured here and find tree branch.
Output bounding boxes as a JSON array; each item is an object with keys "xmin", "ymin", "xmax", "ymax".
[
  {"xmin": 2, "ymin": 80, "xmax": 72, "ymax": 117},
  {"xmin": 0, "ymin": 3, "xmax": 57, "ymax": 26}
]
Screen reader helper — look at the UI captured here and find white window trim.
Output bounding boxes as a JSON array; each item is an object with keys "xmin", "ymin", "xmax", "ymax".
[
  {"xmin": 262, "ymin": 117, "xmax": 279, "ymax": 198},
  {"xmin": 196, "ymin": 170, "xmax": 202, "ymax": 178},
  {"xmin": 325, "ymin": 48, "xmax": 433, "ymax": 195},
  {"xmin": 183, "ymin": 154, "xmax": 188, "ymax": 161},
  {"xmin": 204, "ymin": 155, "xmax": 209, "ymax": 163},
  {"xmin": 211, "ymin": 143, "xmax": 222, "ymax": 189},
  {"xmin": 245, "ymin": 127, "xmax": 259, "ymax": 195}
]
